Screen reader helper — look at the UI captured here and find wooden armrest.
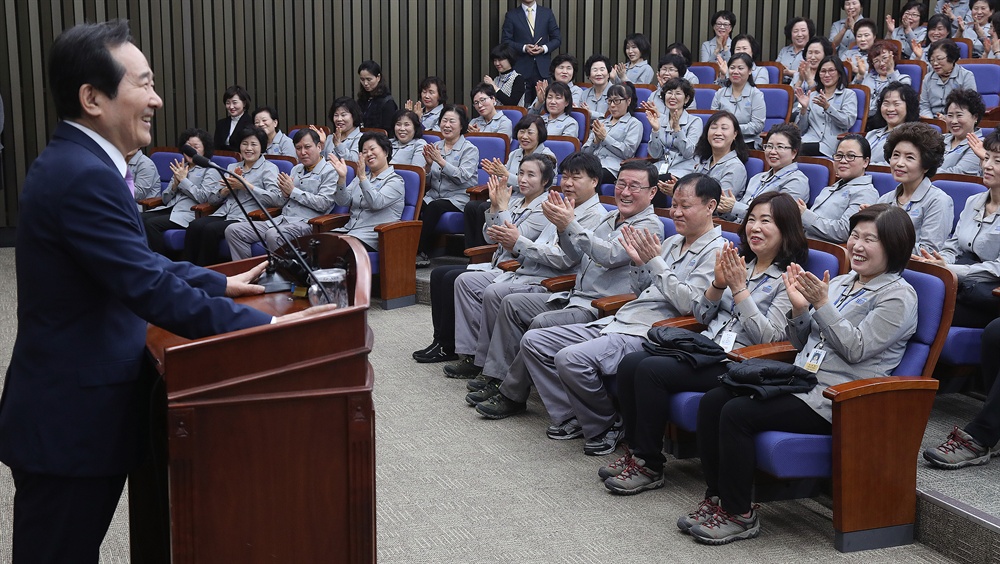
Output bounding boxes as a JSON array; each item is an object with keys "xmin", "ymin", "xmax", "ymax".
[
  {"xmin": 498, "ymin": 260, "xmax": 520, "ymax": 272},
  {"xmin": 247, "ymin": 207, "xmax": 282, "ymax": 221},
  {"xmin": 373, "ymin": 219, "xmax": 422, "ymax": 234},
  {"xmin": 591, "ymin": 293, "xmax": 636, "ymax": 318},
  {"xmin": 192, "ymin": 202, "xmax": 219, "ymax": 218},
  {"xmin": 824, "ymin": 376, "xmax": 939, "ymax": 402},
  {"xmin": 541, "ymin": 275, "xmax": 577, "ymax": 292},
  {"xmin": 651, "ymin": 316, "xmax": 706, "ymax": 332},
  {"xmin": 308, "ymin": 213, "xmax": 350, "ymax": 232},
  {"xmin": 726, "ymin": 341, "xmax": 798, "ymax": 362},
  {"xmin": 137, "ymin": 197, "xmax": 163, "ymax": 210},
  {"xmin": 992, "ymin": 285, "xmax": 1000, "ymax": 297},
  {"xmin": 467, "ymin": 184, "xmax": 489, "ymax": 196},
  {"xmin": 464, "ymin": 244, "xmax": 497, "ymax": 264}
]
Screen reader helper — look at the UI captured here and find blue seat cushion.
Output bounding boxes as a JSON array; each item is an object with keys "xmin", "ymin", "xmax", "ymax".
[
  {"xmin": 368, "ymin": 251, "xmax": 379, "ymax": 275},
  {"xmin": 940, "ymin": 326, "xmax": 983, "ymax": 366},
  {"xmin": 435, "ymin": 211, "xmax": 465, "ymax": 234},
  {"xmin": 669, "ymin": 392, "xmax": 704, "ymax": 433},
  {"xmin": 755, "ymin": 431, "xmax": 832, "ymax": 478},
  {"xmin": 163, "ymin": 229, "xmax": 186, "ymax": 251}
]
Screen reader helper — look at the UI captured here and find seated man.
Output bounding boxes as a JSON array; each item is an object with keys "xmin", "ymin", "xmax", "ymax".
[
  {"xmin": 470, "ymin": 156, "xmax": 663, "ymax": 405},
  {"xmin": 224, "ymin": 128, "xmax": 337, "ymax": 259},
  {"xmin": 483, "ymin": 173, "xmax": 723, "ymax": 456}
]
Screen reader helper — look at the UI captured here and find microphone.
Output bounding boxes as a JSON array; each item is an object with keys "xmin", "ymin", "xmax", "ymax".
[{"xmin": 180, "ymin": 145, "xmax": 331, "ymax": 302}]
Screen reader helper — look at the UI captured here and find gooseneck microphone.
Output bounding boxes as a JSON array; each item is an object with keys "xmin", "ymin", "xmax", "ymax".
[{"xmin": 181, "ymin": 144, "xmax": 331, "ymax": 302}]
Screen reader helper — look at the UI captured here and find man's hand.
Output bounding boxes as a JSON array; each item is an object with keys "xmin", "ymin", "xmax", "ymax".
[
  {"xmin": 274, "ymin": 304, "xmax": 340, "ymax": 323},
  {"xmin": 541, "ymin": 190, "xmax": 575, "ymax": 230},
  {"xmin": 226, "ymin": 261, "xmax": 268, "ymax": 297}
]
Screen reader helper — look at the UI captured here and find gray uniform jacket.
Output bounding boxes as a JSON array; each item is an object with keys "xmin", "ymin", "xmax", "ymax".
[
  {"xmin": 594, "ymin": 226, "xmax": 725, "ymax": 337},
  {"xmin": 855, "ymin": 70, "xmax": 911, "ymax": 116},
  {"xmin": 936, "ymin": 0, "xmax": 972, "ymax": 29},
  {"xmin": 625, "ymin": 61, "xmax": 655, "ymax": 84},
  {"xmin": 866, "ymin": 127, "xmax": 893, "ymax": 166},
  {"xmin": 282, "ymin": 159, "xmax": 339, "ymax": 222},
  {"xmin": 480, "ymin": 193, "xmax": 550, "ymax": 270},
  {"xmin": 390, "ymin": 138, "xmax": 428, "ymax": 167},
  {"xmin": 470, "ymin": 113, "xmax": 513, "ymax": 137},
  {"xmin": 581, "ymin": 86, "xmax": 609, "ymax": 119},
  {"xmin": 421, "ymin": 104, "xmax": 444, "ymax": 131},
  {"xmin": 649, "ymin": 110, "xmax": 702, "ymax": 178},
  {"xmin": 941, "ymin": 191, "xmax": 1000, "ymax": 282},
  {"xmin": 939, "ymin": 132, "xmax": 983, "ymax": 176},
  {"xmin": 128, "ymin": 152, "xmax": 160, "ymax": 202},
  {"xmin": 695, "ymin": 261, "xmax": 791, "ymax": 348},
  {"xmin": 332, "ymin": 166, "xmax": 405, "ymax": 250},
  {"xmin": 209, "ymin": 158, "xmax": 283, "ymax": 220},
  {"xmin": 161, "ymin": 166, "xmax": 215, "ymax": 227},
  {"xmin": 963, "ymin": 22, "xmax": 992, "ymax": 57},
  {"xmin": 424, "ymin": 136, "xmax": 479, "ymax": 208},
  {"xmin": 797, "ymin": 87, "xmax": 858, "ymax": 158},
  {"xmin": 919, "ymin": 65, "xmax": 977, "ymax": 118},
  {"xmin": 550, "ymin": 204, "xmax": 663, "ymax": 312},
  {"xmin": 322, "ymin": 126, "xmax": 363, "ymax": 162},
  {"xmin": 700, "ymin": 38, "xmax": 732, "ymax": 63},
  {"xmin": 776, "ymin": 46, "xmax": 804, "ymax": 79},
  {"xmin": 803, "ymin": 175, "xmax": 879, "ymax": 243},
  {"xmin": 876, "ymin": 177, "xmax": 954, "ymax": 253},
  {"xmin": 582, "ymin": 114, "xmax": 642, "ymax": 175},
  {"xmin": 570, "ymin": 83, "xmax": 585, "ymax": 107},
  {"xmin": 693, "ymin": 151, "xmax": 748, "ymax": 195},
  {"xmin": 684, "ymin": 70, "xmax": 701, "ymax": 86},
  {"xmin": 790, "ymin": 271, "xmax": 918, "ymax": 422},
  {"xmin": 891, "ymin": 25, "xmax": 927, "ymax": 59},
  {"xmin": 540, "ymin": 112, "xmax": 579, "ymax": 139},
  {"xmin": 265, "ymin": 131, "xmax": 296, "ymax": 157},
  {"xmin": 711, "ymin": 85, "xmax": 766, "ymax": 147},
  {"xmin": 504, "ymin": 144, "xmax": 556, "ymax": 188},
  {"xmin": 829, "ymin": 16, "xmax": 865, "ymax": 59},
  {"xmin": 725, "ymin": 164, "xmax": 810, "ymax": 223}
]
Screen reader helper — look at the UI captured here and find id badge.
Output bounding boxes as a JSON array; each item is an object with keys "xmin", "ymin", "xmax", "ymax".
[
  {"xmin": 803, "ymin": 348, "xmax": 827, "ymax": 373},
  {"xmin": 718, "ymin": 331, "xmax": 738, "ymax": 353}
]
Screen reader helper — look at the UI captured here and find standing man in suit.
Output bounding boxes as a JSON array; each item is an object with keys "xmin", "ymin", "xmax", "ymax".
[
  {"xmin": 501, "ymin": 0, "xmax": 562, "ymax": 107},
  {"xmin": 0, "ymin": 20, "xmax": 331, "ymax": 563}
]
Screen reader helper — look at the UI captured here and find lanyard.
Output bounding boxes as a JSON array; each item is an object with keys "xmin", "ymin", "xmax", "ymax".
[
  {"xmin": 749, "ymin": 167, "xmax": 796, "ymax": 200},
  {"xmin": 833, "ymin": 284, "xmax": 868, "ymax": 311}
]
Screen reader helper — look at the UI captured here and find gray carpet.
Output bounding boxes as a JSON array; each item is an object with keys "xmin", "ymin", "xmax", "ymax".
[{"xmin": 0, "ymin": 247, "xmax": 966, "ymax": 562}]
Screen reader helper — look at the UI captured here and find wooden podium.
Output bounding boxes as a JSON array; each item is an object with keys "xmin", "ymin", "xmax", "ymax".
[{"xmin": 130, "ymin": 234, "xmax": 376, "ymax": 563}]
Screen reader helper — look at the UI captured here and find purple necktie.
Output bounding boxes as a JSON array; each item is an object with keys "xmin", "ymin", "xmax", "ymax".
[{"xmin": 125, "ymin": 169, "xmax": 135, "ymax": 197}]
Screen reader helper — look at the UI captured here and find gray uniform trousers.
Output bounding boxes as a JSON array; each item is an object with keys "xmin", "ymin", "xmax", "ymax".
[
  {"xmin": 519, "ymin": 322, "xmax": 644, "ymax": 435},
  {"xmin": 466, "ymin": 282, "xmax": 549, "ymax": 361},
  {"xmin": 489, "ymin": 292, "xmax": 596, "ymax": 388},
  {"xmin": 226, "ymin": 217, "xmax": 313, "ymax": 260},
  {"xmin": 453, "ymin": 271, "xmax": 501, "ymax": 356}
]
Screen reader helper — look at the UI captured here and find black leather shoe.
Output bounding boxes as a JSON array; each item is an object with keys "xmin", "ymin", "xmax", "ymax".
[
  {"xmin": 413, "ymin": 340, "xmax": 439, "ymax": 359},
  {"xmin": 414, "ymin": 342, "xmax": 459, "ymax": 363}
]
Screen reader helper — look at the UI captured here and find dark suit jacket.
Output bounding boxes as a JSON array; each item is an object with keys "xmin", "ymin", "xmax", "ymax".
[
  {"xmin": 0, "ymin": 121, "xmax": 272, "ymax": 477},
  {"xmin": 214, "ymin": 112, "xmax": 254, "ymax": 152},
  {"xmin": 359, "ymin": 92, "xmax": 399, "ymax": 133},
  {"xmin": 501, "ymin": 4, "xmax": 561, "ymax": 79}
]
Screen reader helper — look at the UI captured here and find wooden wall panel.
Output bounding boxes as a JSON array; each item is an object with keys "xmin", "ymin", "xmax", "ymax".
[{"xmin": 0, "ymin": 0, "xmax": 903, "ymax": 226}]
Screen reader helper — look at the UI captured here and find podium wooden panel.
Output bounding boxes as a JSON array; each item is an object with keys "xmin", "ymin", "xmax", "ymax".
[{"xmin": 130, "ymin": 234, "xmax": 376, "ymax": 563}]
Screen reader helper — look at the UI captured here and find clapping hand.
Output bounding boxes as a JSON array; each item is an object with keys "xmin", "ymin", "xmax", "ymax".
[
  {"xmin": 619, "ymin": 224, "xmax": 661, "ymax": 266},
  {"xmin": 480, "ymin": 157, "xmax": 510, "ymax": 182},
  {"xmin": 405, "ymin": 99, "xmax": 425, "ymax": 119},
  {"xmin": 657, "ymin": 177, "xmax": 676, "ymax": 197},
  {"xmin": 641, "ymin": 101, "xmax": 661, "ymax": 132},
  {"xmin": 591, "ymin": 119, "xmax": 608, "ymax": 143},
  {"xmin": 912, "ymin": 247, "xmax": 948, "ymax": 267},
  {"xmin": 783, "ymin": 262, "xmax": 830, "ymax": 314},
  {"xmin": 885, "ymin": 15, "xmax": 896, "ymax": 34},
  {"xmin": 486, "ymin": 221, "xmax": 521, "ymax": 252},
  {"xmin": 169, "ymin": 159, "xmax": 189, "ymax": 184},
  {"xmin": 278, "ymin": 172, "xmax": 295, "ymax": 196},
  {"xmin": 854, "ymin": 55, "xmax": 868, "ymax": 77},
  {"xmin": 969, "ymin": 133, "xmax": 986, "ymax": 160},
  {"xmin": 794, "ymin": 85, "xmax": 811, "ymax": 110},
  {"xmin": 423, "ymin": 143, "xmax": 444, "ymax": 167},
  {"xmin": 911, "ymin": 39, "xmax": 924, "ymax": 60},
  {"xmin": 796, "ymin": 198, "xmax": 808, "ymax": 214},
  {"xmin": 814, "ymin": 91, "xmax": 830, "ymax": 110},
  {"xmin": 534, "ymin": 80, "xmax": 549, "ymax": 105},
  {"xmin": 541, "ymin": 189, "xmax": 575, "ymax": 230},
  {"xmin": 717, "ymin": 189, "xmax": 736, "ymax": 214},
  {"xmin": 309, "ymin": 125, "xmax": 328, "ymax": 146},
  {"xmin": 487, "ymin": 174, "xmax": 512, "ymax": 212}
]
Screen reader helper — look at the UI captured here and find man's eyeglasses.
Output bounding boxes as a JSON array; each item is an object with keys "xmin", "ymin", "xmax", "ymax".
[{"xmin": 614, "ymin": 181, "xmax": 652, "ymax": 193}]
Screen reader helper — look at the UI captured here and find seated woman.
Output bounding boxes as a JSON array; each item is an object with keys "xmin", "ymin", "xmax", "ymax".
[
  {"xmin": 700, "ymin": 10, "xmax": 736, "ymax": 62},
  {"xmin": 829, "ymin": 0, "xmax": 866, "ymax": 59},
  {"xmin": 691, "ymin": 111, "xmax": 749, "ymax": 198},
  {"xmin": 581, "ymin": 54, "xmax": 612, "ymax": 119},
  {"xmin": 647, "ymin": 53, "xmax": 692, "ymax": 113},
  {"xmin": 795, "ymin": 56, "xmax": 857, "ymax": 158},
  {"xmin": 644, "ymin": 77, "xmax": 702, "ymax": 205},
  {"xmin": 667, "ymin": 42, "xmax": 701, "ymax": 86},
  {"xmin": 912, "ymin": 14, "xmax": 954, "ymax": 61},
  {"xmin": 327, "ymin": 132, "xmax": 405, "ymax": 252},
  {"xmin": 719, "ymin": 124, "xmax": 810, "ymax": 223},
  {"xmin": 800, "ymin": 134, "xmax": 879, "ymax": 243},
  {"xmin": 716, "ymin": 34, "xmax": 769, "ymax": 85},
  {"xmin": 390, "ymin": 110, "xmax": 428, "ymax": 167},
  {"xmin": 468, "ymin": 83, "xmax": 513, "ymax": 136},
  {"xmin": 182, "ymin": 127, "xmax": 282, "ymax": 266},
  {"xmin": 603, "ymin": 192, "xmax": 808, "ymax": 494},
  {"xmin": 143, "ymin": 128, "xmax": 218, "ymax": 255},
  {"xmin": 356, "ymin": 60, "xmax": 398, "ymax": 132},
  {"xmin": 529, "ymin": 81, "xmax": 579, "ymax": 138},
  {"xmin": 483, "ymin": 44, "xmax": 526, "ymax": 107},
  {"xmin": 866, "ymin": 82, "xmax": 921, "ymax": 165},
  {"xmin": 682, "ymin": 204, "xmax": 918, "ymax": 545},
  {"xmin": 841, "ymin": 18, "xmax": 878, "ymax": 62},
  {"xmin": 213, "ymin": 85, "xmax": 253, "ymax": 152},
  {"xmin": 777, "ymin": 17, "xmax": 815, "ymax": 82},
  {"xmin": 959, "ymin": 0, "xmax": 995, "ymax": 57},
  {"xmin": 317, "ymin": 97, "xmax": 363, "ymax": 163},
  {"xmin": 711, "ymin": 53, "xmax": 766, "ymax": 149},
  {"xmin": 612, "ymin": 33, "xmax": 654, "ymax": 84},
  {"xmin": 790, "ymin": 37, "xmax": 834, "ymax": 94},
  {"xmin": 938, "ymin": 88, "xmax": 986, "ymax": 175},
  {"xmin": 528, "ymin": 53, "xmax": 584, "ymax": 112},
  {"xmin": 126, "ymin": 149, "xmax": 159, "ymax": 205},
  {"xmin": 582, "ymin": 83, "xmax": 642, "ymax": 184},
  {"xmin": 413, "ymin": 155, "xmax": 556, "ymax": 363},
  {"xmin": 886, "ymin": 1, "xmax": 928, "ymax": 59},
  {"xmin": 466, "ymin": 115, "xmax": 555, "ymax": 247},
  {"xmin": 405, "ymin": 76, "xmax": 447, "ymax": 131},
  {"xmin": 877, "ymin": 122, "xmax": 953, "ymax": 253},
  {"xmin": 253, "ymin": 106, "xmax": 295, "ymax": 157},
  {"xmin": 920, "ymin": 39, "xmax": 978, "ymax": 119},
  {"xmin": 852, "ymin": 41, "xmax": 912, "ymax": 118},
  {"xmin": 989, "ymin": 12, "xmax": 1000, "ymax": 58},
  {"xmin": 415, "ymin": 105, "xmax": 480, "ymax": 267}
]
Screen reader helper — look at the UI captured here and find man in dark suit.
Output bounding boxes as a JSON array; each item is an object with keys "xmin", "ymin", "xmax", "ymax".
[
  {"xmin": 0, "ymin": 21, "xmax": 331, "ymax": 563},
  {"xmin": 501, "ymin": 0, "xmax": 561, "ymax": 106}
]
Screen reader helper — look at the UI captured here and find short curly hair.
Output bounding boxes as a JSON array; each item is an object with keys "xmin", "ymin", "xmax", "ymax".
[
  {"xmin": 943, "ymin": 88, "xmax": 986, "ymax": 127},
  {"xmin": 884, "ymin": 122, "xmax": 945, "ymax": 177}
]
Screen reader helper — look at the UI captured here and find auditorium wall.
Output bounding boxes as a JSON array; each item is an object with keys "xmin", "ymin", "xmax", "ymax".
[{"xmin": 0, "ymin": 0, "xmax": 896, "ymax": 227}]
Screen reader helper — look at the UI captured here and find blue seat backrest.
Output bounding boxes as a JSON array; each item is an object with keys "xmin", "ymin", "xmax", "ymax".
[
  {"xmin": 690, "ymin": 112, "xmax": 713, "ymax": 129},
  {"xmin": 897, "ymin": 267, "xmax": 946, "ymax": 376},
  {"xmin": 745, "ymin": 156, "xmax": 764, "ymax": 180},
  {"xmin": 935, "ymin": 178, "xmax": 987, "ymax": 229},
  {"xmin": 545, "ymin": 139, "xmax": 578, "ymax": 170},
  {"xmin": 211, "ymin": 155, "xmax": 237, "ymax": 169},
  {"xmin": 957, "ymin": 41, "xmax": 970, "ymax": 59},
  {"xmin": 396, "ymin": 168, "xmax": 423, "ymax": 221},
  {"xmin": 600, "ymin": 183, "xmax": 616, "ymax": 197},
  {"xmin": 721, "ymin": 230, "xmax": 741, "ymax": 246},
  {"xmin": 633, "ymin": 111, "xmax": 653, "ymax": 158},
  {"xmin": 896, "ymin": 63, "xmax": 924, "ymax": 93},
  {"xmin": 500, "ymin": 108, "xmax": 525, "ymax": 126},
  {"xmin": 848, "ymin": 87, "xmax": 867, "ymax": 133},
  {"xmin": 760, "ymin": 63, "xmax": 781, "ymax": 84},
  {"xmin": 689, "ymin": 65, "xmax": 717, "ymax": 84},
  {"xmin": 634, "ymin": 86, "xmax": 654, "ymax": 104},
  {"xmin": 962, "ymin": 62, "xmax": 1000, "ymax": 107},
  {"xmin": 693, "ymin": 87, "xmax": 716, "ymax": 110},
  {"xmin": 867, "ymin": 170, "xmax": 897, "ymax": 197},
  {"xmin": 329, "ymin": 166, "xmax": 357, "ymax": 214},
  {"xmin": 149, "ymin": 151, "xmax": 182, "ymax": 193},
  {"xmin": 422, "ymin": 132, "xmax": 442, "ymax": 145},
  {"xmin": 601, "ymin": 202, "xmax": 616, "ymax": 212},
  {"xmin": 268, "ymin": 157, "xmax": 295, "ymax": 176},
  {"xmin": 924, "ymin": 121, "xmax": 943, "ymax": 134},
  {"xmin": 468, "ymin": 135, "xmax": 506, "ymax": 164},
  {"xmin": 660, "ymin": 216, "xmax": 676, "ymax": 238},
  {"xmin": 760, "ymin": 87, "xmax": 791, "ymax": 131},
  {"xmin": 569, "ymin": 109, "xmax": 589, "ymax": 143},
  {"xmin": 805, "ymin": 247, "xmax": 841, "ymax": 278},
  {"xmin": 983, "ymin": 127, "xmax": 995, "ymax": 138},
  {"xmin": 798, "ymin": 161, "xmax": 833, "ymax": 206},
  {"xmin": 287, "ymin": 128, "xmax": 300, "ymax": 140}
]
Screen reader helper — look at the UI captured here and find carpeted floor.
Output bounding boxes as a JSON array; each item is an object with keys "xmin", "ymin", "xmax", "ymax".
[{"xmin": 0, "ymin": 247, "xmax": 970, "ymax": 562}]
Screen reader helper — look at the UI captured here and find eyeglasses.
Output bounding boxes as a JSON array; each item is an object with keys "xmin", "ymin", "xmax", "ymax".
[
  {"xmin": 833, "ymin": 153, "xmax": 863, "ymax": 162},
  {"xmin": 929, "ymin": 56, "xmax": 950, "ymax": 64},
  {"xmin": 715, "ymin": 22, "xmax": 732, "ymax": 28},
  {"xmin": 472, "ymin": 97, "xmax": 493, "ymax": 107},
  {"xmin": 607, "ymin": 97, "xmax": 627, "ymax": 104},
  {"xmin": 614, "ymin": 181, "xmax": 652, "ymax": 193},
  {"xmin": 818, "ymin": 68, "xmax": 840, "ymax": 75},
  {"xmin": 762, "ymin": 144, "xmax": 793, "ymax": 152}
]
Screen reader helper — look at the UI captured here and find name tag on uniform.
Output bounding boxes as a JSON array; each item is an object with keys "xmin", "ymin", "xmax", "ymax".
[
  {"xmin": 803, "ymin": 348, "xmax": 827, "ymax": 373},
  {"xmin": 908, "ymin": 206, "xmax": 921, "ymax": 218},
  {"xmin": 718, "ymin": 331, "xmax": 738, "ymax": 352}
]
